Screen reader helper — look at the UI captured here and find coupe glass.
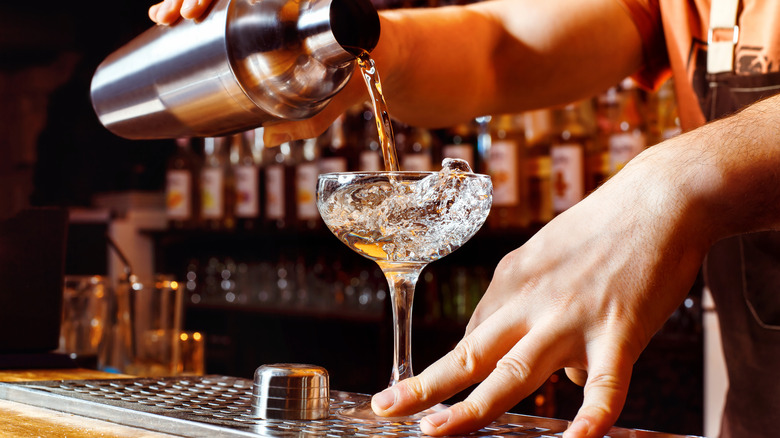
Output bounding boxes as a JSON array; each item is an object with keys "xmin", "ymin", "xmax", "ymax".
[{"xmin": 316, "ymin": 160, "xmax": 492, "ymax": 422}]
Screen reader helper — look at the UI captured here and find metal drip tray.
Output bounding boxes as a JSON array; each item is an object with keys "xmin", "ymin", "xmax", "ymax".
[{"xmin": 0, "ymin": 375, "xmax": 694, "ymax": 437}]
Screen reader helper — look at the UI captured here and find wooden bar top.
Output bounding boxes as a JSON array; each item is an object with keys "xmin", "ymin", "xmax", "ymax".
[{"xmin": 0, "ymin": 369, "xmax": 176, "ymax": 437}]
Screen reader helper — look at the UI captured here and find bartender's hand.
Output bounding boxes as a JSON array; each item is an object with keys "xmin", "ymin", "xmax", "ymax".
[
  {"xmin": 149, "ymin": 0, "xmax": 213, "ymax": 25},
  {"xmin": 370, "ymin": 133, "xmax": 715, "ymax": 437},
  {"xmin": 146, "ymin": 0, "xmax": 379, "ymax": 146}
]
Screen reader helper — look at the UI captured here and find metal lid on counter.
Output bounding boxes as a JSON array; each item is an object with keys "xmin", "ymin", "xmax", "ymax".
[{"xmin": 252, "ymin": 363, "xmax": 330, "ymax": 420}]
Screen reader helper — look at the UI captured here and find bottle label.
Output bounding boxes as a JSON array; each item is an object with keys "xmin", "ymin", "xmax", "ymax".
[
  {"xmin": 319, "ymin": 157, "xmax": 348, "ymax": 174},
  {"xmin": 442, "ymin": 144, "xmax": 475, "ymax": 169},
  {"xmin": 608, "ymin": 131, "xmax": 645, "ymax": 174},
  {"xmin": 166, "ymin": 170, "xmax": 191, "ymax": 220},
  {"xmin": 234, "ymin": 165, "xmax": 259, "ymax": 218},
  {"xmin": 359, "ymin": 151, "xmax": 382, "ymax": 172},
  {"xmin": 296, "ymin": 162, "xmax": 319, "ymax": 220},
  {"xmin": 487, "ymin": 140, "xmax": 520, "ymax": 206},
  {"xmin": 402, "ymin": 154, "xmax": 433, "ymax": 171},
  {"xmin": 551, "ymin": 144, "xmax": 584, "ymax": 212},
  {"xmin": 200, "ymin": 168, "xmax": 224, "ymax": 219},
  {"xmin": 265, "ymin": 164, "xmax": 285, "ymax": 220}
]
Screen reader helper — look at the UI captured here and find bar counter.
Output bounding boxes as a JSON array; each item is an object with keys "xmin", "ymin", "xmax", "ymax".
[
  {"xmin": 0, "ymin": 369, "xmax": 174, "ymax": 437},
  {"xmin": 0, "ymin": 368, "xmax": 701, "ymax": 438}
]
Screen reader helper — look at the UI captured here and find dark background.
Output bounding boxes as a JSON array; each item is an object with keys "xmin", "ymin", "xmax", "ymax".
[{"xmin": 1, "ymin": 1, "xmax": 174, "ymax": 213}]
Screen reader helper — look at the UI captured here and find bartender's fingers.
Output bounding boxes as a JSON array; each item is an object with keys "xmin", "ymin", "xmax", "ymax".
[
  {"xmin": 371, "ymin": 305, "xmax": 530, "ymax": 417},
  {"xmin": 148, "ymin": 2, "xmax": 164, "ymax": 23},
  {"xmin": 180, "ymin": 0, "xmax": 212, "ymax": 20},
  {"xmin": 263, "ymin": 109, "xmax": 340, "ymax": 147},
  {"xmin": 563, "ymin": 345, "xmax": 632, "ymax": 438},
  {"xmin": 263, "ymin": 79, "xmax": 369, "ymax": 146},
  {"xmin": 150, "ymin": 0, "xmax": 184, "ymax": 25},
  {"xmin": 417, "ymin": 326, "xmax": 564, "ymax": 436}
]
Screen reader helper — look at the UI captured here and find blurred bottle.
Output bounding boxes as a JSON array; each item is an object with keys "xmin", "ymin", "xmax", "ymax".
[
  {"xmin": 318, "ymin": 114, "xmax": 353, "ymax": 173},
  {"xmin": 441, "ymin": 121, "xmax": 478, "ymax": 171},
  {"xmin": 398, "ymin": 124, "xmax": 437, "ymax": 171},
  {"xmin": 551, "ymin": 101, "xmax": 592, "ymax": 214},
  {"xmin": 263, "ymin": 141, "xmax": 294, "ymax": 230},
  {"xmin": 523, "ymin": 109, "xmax": 553, "ymax": 225},
  {"xmin": 358, "ymin": 108, "xmax": 383, "ymax": 171},
  {"xmin": 606, "ymin": 78, "xmax": 647, "ymax": 176},
  {"xmin": 647, "ymin": 79, "xmax": 681, "ymax": 146},
  {"xmin": 485, "ymin": 114, "xmax": 527, "ymax": 229},
  {"xmin": 593, "ymin": 90, "xmax": 617, "ymax": 190},
  {"xmin": 232, "ymin": 131, "xmax": 262, "ymax": 231},
  {"xmin": 475, "ymin": 115, "xmax": 492, "ymax": 174},
  {"xmin": 166, "ymin": 137, "xmax": 201, "ymax": 229},
  {"xmin": 294, "ymin": 138, "xmax": 321, "ymax": 230},
  {"xmin": 200, "ymin": 137, "xmax": 235, "ymax": 231}
]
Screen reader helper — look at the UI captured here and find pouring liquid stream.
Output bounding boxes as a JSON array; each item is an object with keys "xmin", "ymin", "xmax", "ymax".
[{"xmin": 354, "ymin": 50, "xmax": 400, "ymax": 172}]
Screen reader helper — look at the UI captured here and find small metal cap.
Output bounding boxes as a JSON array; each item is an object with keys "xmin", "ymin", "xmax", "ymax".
[{"xmin": 252, "ymin": 363, "xmax": 330, "ymax": 420}]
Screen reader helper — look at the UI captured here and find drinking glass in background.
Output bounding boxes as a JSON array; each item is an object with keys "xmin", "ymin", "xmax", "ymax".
[
  {"xmin": 177, "ymin": 330, "xmax": 206, "ymax": 376},
  {"xmin": 58, "ymin": 275, "xmax": 109, "ymax": 368},
  {"xmin": 99, "ymin": 274, "xmax": 203, "ymax": 377},
  {"xmin": 123, "ymin": 275, "xmax": 184, "ymax": 376}
]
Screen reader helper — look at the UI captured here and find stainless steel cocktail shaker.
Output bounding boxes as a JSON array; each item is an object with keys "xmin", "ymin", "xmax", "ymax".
[{"xmin": 90, "ymin": 0, "xmax": 380, "ymax": 139}]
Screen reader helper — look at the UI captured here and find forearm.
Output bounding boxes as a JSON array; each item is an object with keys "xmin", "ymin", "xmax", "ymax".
[
  {"xmin": 372, "ymin": 0, "xmax": 643, "ymax": 126},
  {"xmin": 627, "ymin": 93, "xmax": 780, "ymax": 249}
]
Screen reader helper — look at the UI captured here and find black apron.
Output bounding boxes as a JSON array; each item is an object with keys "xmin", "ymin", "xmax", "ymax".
[{"xmin": 693, "ymin": 62, "xmax": 780, "ymax": 438}]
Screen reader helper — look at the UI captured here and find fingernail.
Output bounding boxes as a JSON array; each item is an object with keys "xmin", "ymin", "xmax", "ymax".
[
  {"xmin": 421, "ymin": 409, "xmax": 450, "ymax": 431},
  {"xmin": 372, "ymin": 388, "xmax": 396, "ymax": 412},
  {"xmin": 564, "ymin": 418, "xmax": 591, "ymax": 438},
  {"xmin": 181, "ymin": 0, "xmax": 198, "ymax": 13}
]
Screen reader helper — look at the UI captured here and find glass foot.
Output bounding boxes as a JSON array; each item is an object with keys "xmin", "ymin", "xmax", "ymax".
[{"xmin": 336, "ymin": 400, "xmax": 447, "ymax": 424}]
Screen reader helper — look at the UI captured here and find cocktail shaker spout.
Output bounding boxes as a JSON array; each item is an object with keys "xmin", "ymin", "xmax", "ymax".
[{"xmin": 90, "ymin": 0, "xmax": 380, "ymax": 140}]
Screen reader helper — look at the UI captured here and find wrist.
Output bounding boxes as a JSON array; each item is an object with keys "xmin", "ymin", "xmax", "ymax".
[{"xmin": 624, "ymin": 97, "xmax": 780, "ymax": 248}]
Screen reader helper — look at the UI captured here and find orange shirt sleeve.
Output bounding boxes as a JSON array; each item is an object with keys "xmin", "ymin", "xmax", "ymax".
[{"xmin": 615, "ymin": 0, "xmax": 671, "ymax": 89}]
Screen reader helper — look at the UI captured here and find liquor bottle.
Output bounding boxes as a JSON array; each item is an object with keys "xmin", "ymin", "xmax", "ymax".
[
  {"xmin": 593, "ymin": 89, "xmax": 617, "ymax": 190},
  {"xmin": 358, "ymin": 109, "xmax": 383, "ymax": 171},
  {"xmin": 398, "ymin": 124, "xmax": 437, "ymax": 171},
  {"xmin": 200, "ymin": 137, "xmax": 235, "ymax": 231},
  {"xmin": 647, "ymin": 79, "xmax": 681, "ymax": 146},
  {"xmin": 523, "ymin": 109, "xmax": 553, "ymax": 225},
  {"xmin": 551, "ymin": 101, "xmax": 592, "ymax": 214},
  {"xmin": 263, "ymin": 141, "xmax": 294, "ymax": 230},
  {"xmin": 294, "ymin": 138, "xmax": 321, "ymax": 230},
  {"xmin": 485, "ymin": 113, "xmax": 528, "ymax": 229},
  {"xmin": 165, "ymin": 137, "xmax": 201, "ymax": 229},
  {"xmin": 475, "ymin": 115, "xmax": 492, "ymax": 175},
  {"xmin": 318, "ymin": 114, "xmax": 353, "ymax": 174},
  {"xmin": 232, "ymin": 131, "xmax": 261, "ymax": 231},
  {"xmin": 606, "ymin": 78, "xmax": 647, "ymax": 176},
  {"xmin": 441, "ymin": 122, "xmax": 478, "ymax": 171}
]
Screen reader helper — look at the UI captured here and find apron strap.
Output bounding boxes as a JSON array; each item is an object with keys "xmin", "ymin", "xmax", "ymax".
[{"xmin": 707, "ymin": 0, "xmax": 740, "ymax": 74}]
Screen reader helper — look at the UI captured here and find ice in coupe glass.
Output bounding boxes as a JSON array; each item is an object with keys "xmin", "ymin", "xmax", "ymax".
[{"xmin": 316, "ymin": 158, "xmax": 493, "ymax": 421}]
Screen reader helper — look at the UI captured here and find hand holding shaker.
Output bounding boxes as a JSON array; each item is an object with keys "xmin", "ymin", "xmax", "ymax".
[{"xmin": 90, "ymin": 0, "xmax": 380, "ymax": 139}]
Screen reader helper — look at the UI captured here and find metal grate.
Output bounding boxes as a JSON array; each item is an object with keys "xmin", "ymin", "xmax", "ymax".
[{"xmin": 0, "ymin": 375, "xmax": 695, "ymax": 437}]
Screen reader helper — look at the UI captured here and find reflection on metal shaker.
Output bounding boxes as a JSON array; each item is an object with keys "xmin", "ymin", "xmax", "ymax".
[{"xmin": 90, "ymin": 0, "xmax": 380, "ymax": 139}]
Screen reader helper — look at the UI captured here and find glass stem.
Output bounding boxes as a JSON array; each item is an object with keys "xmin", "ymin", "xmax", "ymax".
[{"xmin": 378, "ymin": 262, "xmax": 425, "ymax": 388}]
